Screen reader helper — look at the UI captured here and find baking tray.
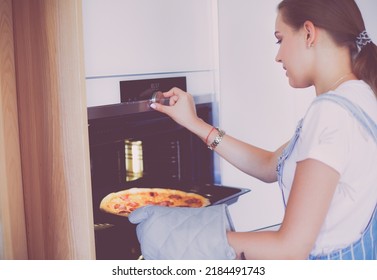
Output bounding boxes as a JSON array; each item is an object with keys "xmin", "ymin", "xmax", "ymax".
[
  {"xmin": 93, "ymin": 183, "xmax": 250, "ymax": 259},
  {"xmin": 93, "ymin": 183, "xmax": 250, "ymax": 226},
  {"xmin": 175, "ymin": 183, "xmax": 251, "ymax": 206}
]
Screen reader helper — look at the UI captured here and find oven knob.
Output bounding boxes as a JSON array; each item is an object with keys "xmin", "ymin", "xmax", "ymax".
[{"xmin": 150, "ymin": 91, "xmax": 168, "ymax": 105}]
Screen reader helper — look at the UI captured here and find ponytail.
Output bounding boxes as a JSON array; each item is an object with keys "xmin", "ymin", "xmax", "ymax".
[
  {"xmin": 353, "ymin": 42, "xmax": 377, "ymax": 98},
  {"xmin": 278, "ymin": 0, "xmax": 377, "ymax": 98}
]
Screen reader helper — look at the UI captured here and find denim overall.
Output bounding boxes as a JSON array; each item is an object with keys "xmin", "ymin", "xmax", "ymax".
[{"xmin": 276, "ymin": 94, "xmax": 377, "ymax": 260}]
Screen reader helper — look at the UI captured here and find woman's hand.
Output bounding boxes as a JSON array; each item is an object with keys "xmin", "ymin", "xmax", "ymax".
[
  {"xmin": 151, "ymin": 87, "xmax": 281, "ymax": 183},
  {"xmin": 128, "ymin": 204, "xmax": 236, "ymax": 260},
  {"xmin": 150, "ymin": 87, "xmax": 203, "ymax": 132}
]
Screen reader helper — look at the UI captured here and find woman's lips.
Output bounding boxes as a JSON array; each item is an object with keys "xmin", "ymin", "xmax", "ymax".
[{"xmin": 283, "ymin": 66, "xmax": 288, "ymax": 76}]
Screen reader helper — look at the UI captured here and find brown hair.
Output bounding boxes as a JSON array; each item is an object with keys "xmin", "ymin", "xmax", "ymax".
[{"xmin": 277, "ymin": 0, "xmax": 377, "ymax": 97}]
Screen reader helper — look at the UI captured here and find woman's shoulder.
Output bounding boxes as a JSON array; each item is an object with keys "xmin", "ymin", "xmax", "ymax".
[
  {"xmin": 306, "ymin": 80, "xmax": 377, "ymax": 123},
  {"xmin": 333, "ymin": 80, "xmax": 377, "ymax": 121}
]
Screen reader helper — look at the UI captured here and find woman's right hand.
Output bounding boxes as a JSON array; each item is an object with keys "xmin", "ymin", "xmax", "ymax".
[
  {"xmin": 152, "ymin": 88, "xmax": 281, "ymax": 183},
  {"xmin": 150, "ymin": 87, "xmax": 203, "ymax": 132}
]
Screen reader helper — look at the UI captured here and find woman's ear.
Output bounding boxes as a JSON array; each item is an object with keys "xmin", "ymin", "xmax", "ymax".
[{"xmin": 304, "ymin": 20, "xmax": 316, "ymax": 48}]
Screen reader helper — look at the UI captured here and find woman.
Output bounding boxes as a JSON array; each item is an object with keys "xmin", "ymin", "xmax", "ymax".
[{"xmin": 129, "ymin": 0, "xmax": 377, "ymax": 259}]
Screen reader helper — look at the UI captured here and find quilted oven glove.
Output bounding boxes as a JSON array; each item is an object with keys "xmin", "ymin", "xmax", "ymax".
[{"xmin": 128, "ymin": 204, "xmax": 236, "ymax": 260}]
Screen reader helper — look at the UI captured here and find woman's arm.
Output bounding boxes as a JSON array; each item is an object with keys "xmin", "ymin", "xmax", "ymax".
[
  {"xmin": 227, "ymin": 158, "xmax": 340, "ymax": 259},
  {"xmin": 205, "ymin": 129, "xmax": 287, "ymax": 183},
  {"xmin": 152, "ymin": 88, "xmax": 286, "ymax": 183}
]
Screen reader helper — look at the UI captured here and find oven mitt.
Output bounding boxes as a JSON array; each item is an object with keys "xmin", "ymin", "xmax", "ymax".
[{"xmin": 128, "ymin": 204, "xmax": 236, "ymax": 260}]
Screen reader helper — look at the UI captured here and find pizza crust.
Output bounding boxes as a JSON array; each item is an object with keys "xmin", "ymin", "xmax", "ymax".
[{"xmin": 99, "ymin": 188, "xmax": 210, "ymax": 217}]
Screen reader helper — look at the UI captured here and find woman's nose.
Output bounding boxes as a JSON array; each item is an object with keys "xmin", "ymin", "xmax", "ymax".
[
  {"xmin": 275, "ymin": 53, "xmax": 282, "ymax": 63},
  {"xmin": 275, "ymin": 46, "xmax": 282, "ymax": 63}
]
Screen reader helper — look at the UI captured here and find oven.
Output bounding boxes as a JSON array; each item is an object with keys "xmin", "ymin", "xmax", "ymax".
[{"xmin": 87, "ymin": 77, "xmax": 249, "ymax": 259}]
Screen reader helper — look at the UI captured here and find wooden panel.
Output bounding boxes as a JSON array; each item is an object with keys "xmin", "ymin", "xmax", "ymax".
[
  {"xmin": 0, "ymin": 0, "xmax": 28, "ymax": 259},
  {"xmin": 12, "ymin": 0, "xmax": 95, "ymax": 259}
]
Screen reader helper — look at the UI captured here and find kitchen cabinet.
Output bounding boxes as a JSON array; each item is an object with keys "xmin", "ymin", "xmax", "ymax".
[
  {"xmin": 82, "ymin": 0, "xmax": 219, "ymax": 107},
  {"xmin": 0, "ymin": 0, "xmax": 95, "ymax": 259},
  {"xmin": 0, "ymin": 0, "xmax": 27, "ymax": 259},
  {"xmin": 82, "ymin": 0, "xmax": 215, "ymax": 77}
]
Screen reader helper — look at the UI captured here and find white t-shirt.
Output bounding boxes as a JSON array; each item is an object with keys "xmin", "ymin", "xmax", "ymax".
[{"xmin": 281, "ymin": 80, "xmax": 377, "ymax": 255}]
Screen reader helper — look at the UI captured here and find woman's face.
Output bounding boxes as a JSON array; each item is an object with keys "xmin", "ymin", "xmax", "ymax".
[{"xmin": 274, "ymin": 11, "xmax": 314, "ymax": 89}]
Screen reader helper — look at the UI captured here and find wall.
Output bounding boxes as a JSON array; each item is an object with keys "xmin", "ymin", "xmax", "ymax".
[{"xmin": 218, "ymin": 0, "xmax": 377, "ymax": 231}]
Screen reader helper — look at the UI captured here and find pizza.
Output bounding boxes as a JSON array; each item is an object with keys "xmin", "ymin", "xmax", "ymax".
[{"xmin": 99, "ymin": 188, "xmax": 210, "ymax": 217}]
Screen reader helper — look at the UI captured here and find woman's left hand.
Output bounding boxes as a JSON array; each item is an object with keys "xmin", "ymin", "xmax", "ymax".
[{"xmin": 128, "ymin": 204, "xmax": 236, "ymax": 260}]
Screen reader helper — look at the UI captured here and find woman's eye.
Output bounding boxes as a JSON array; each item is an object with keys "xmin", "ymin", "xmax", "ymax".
[{"xmin": 276, "ymin": 39, "xmax": 282, "ymax": 45}]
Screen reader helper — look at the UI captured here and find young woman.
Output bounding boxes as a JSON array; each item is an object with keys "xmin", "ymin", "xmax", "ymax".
[{"xmin": 129, "ymin": 0, "xmax": 377, "ymax": 259}]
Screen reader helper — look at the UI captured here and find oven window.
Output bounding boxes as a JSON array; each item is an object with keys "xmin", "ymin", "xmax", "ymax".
[
  {"xmin": 125, "ymin": 139, "xmax": 144, "ymax": 182},
  {"xmin": 89, "ymin": 130, "xmax": 189, "ymax": 190}
]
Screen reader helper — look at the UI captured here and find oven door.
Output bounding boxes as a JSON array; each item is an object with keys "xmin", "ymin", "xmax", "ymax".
[{"xmin": 89, "ymin": 105, "xmax": 214, "ymax": 217}]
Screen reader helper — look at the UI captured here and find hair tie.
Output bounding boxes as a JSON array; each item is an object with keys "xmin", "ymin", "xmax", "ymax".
[{"xmin": 356, "ymin": 30, "xmax": 372, "ymax": 50}]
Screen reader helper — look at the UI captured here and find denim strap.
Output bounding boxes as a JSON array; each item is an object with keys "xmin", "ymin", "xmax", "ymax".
[{"xmin": 309, "ymin": 93, "xmax": 377, "ymax": 259}]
